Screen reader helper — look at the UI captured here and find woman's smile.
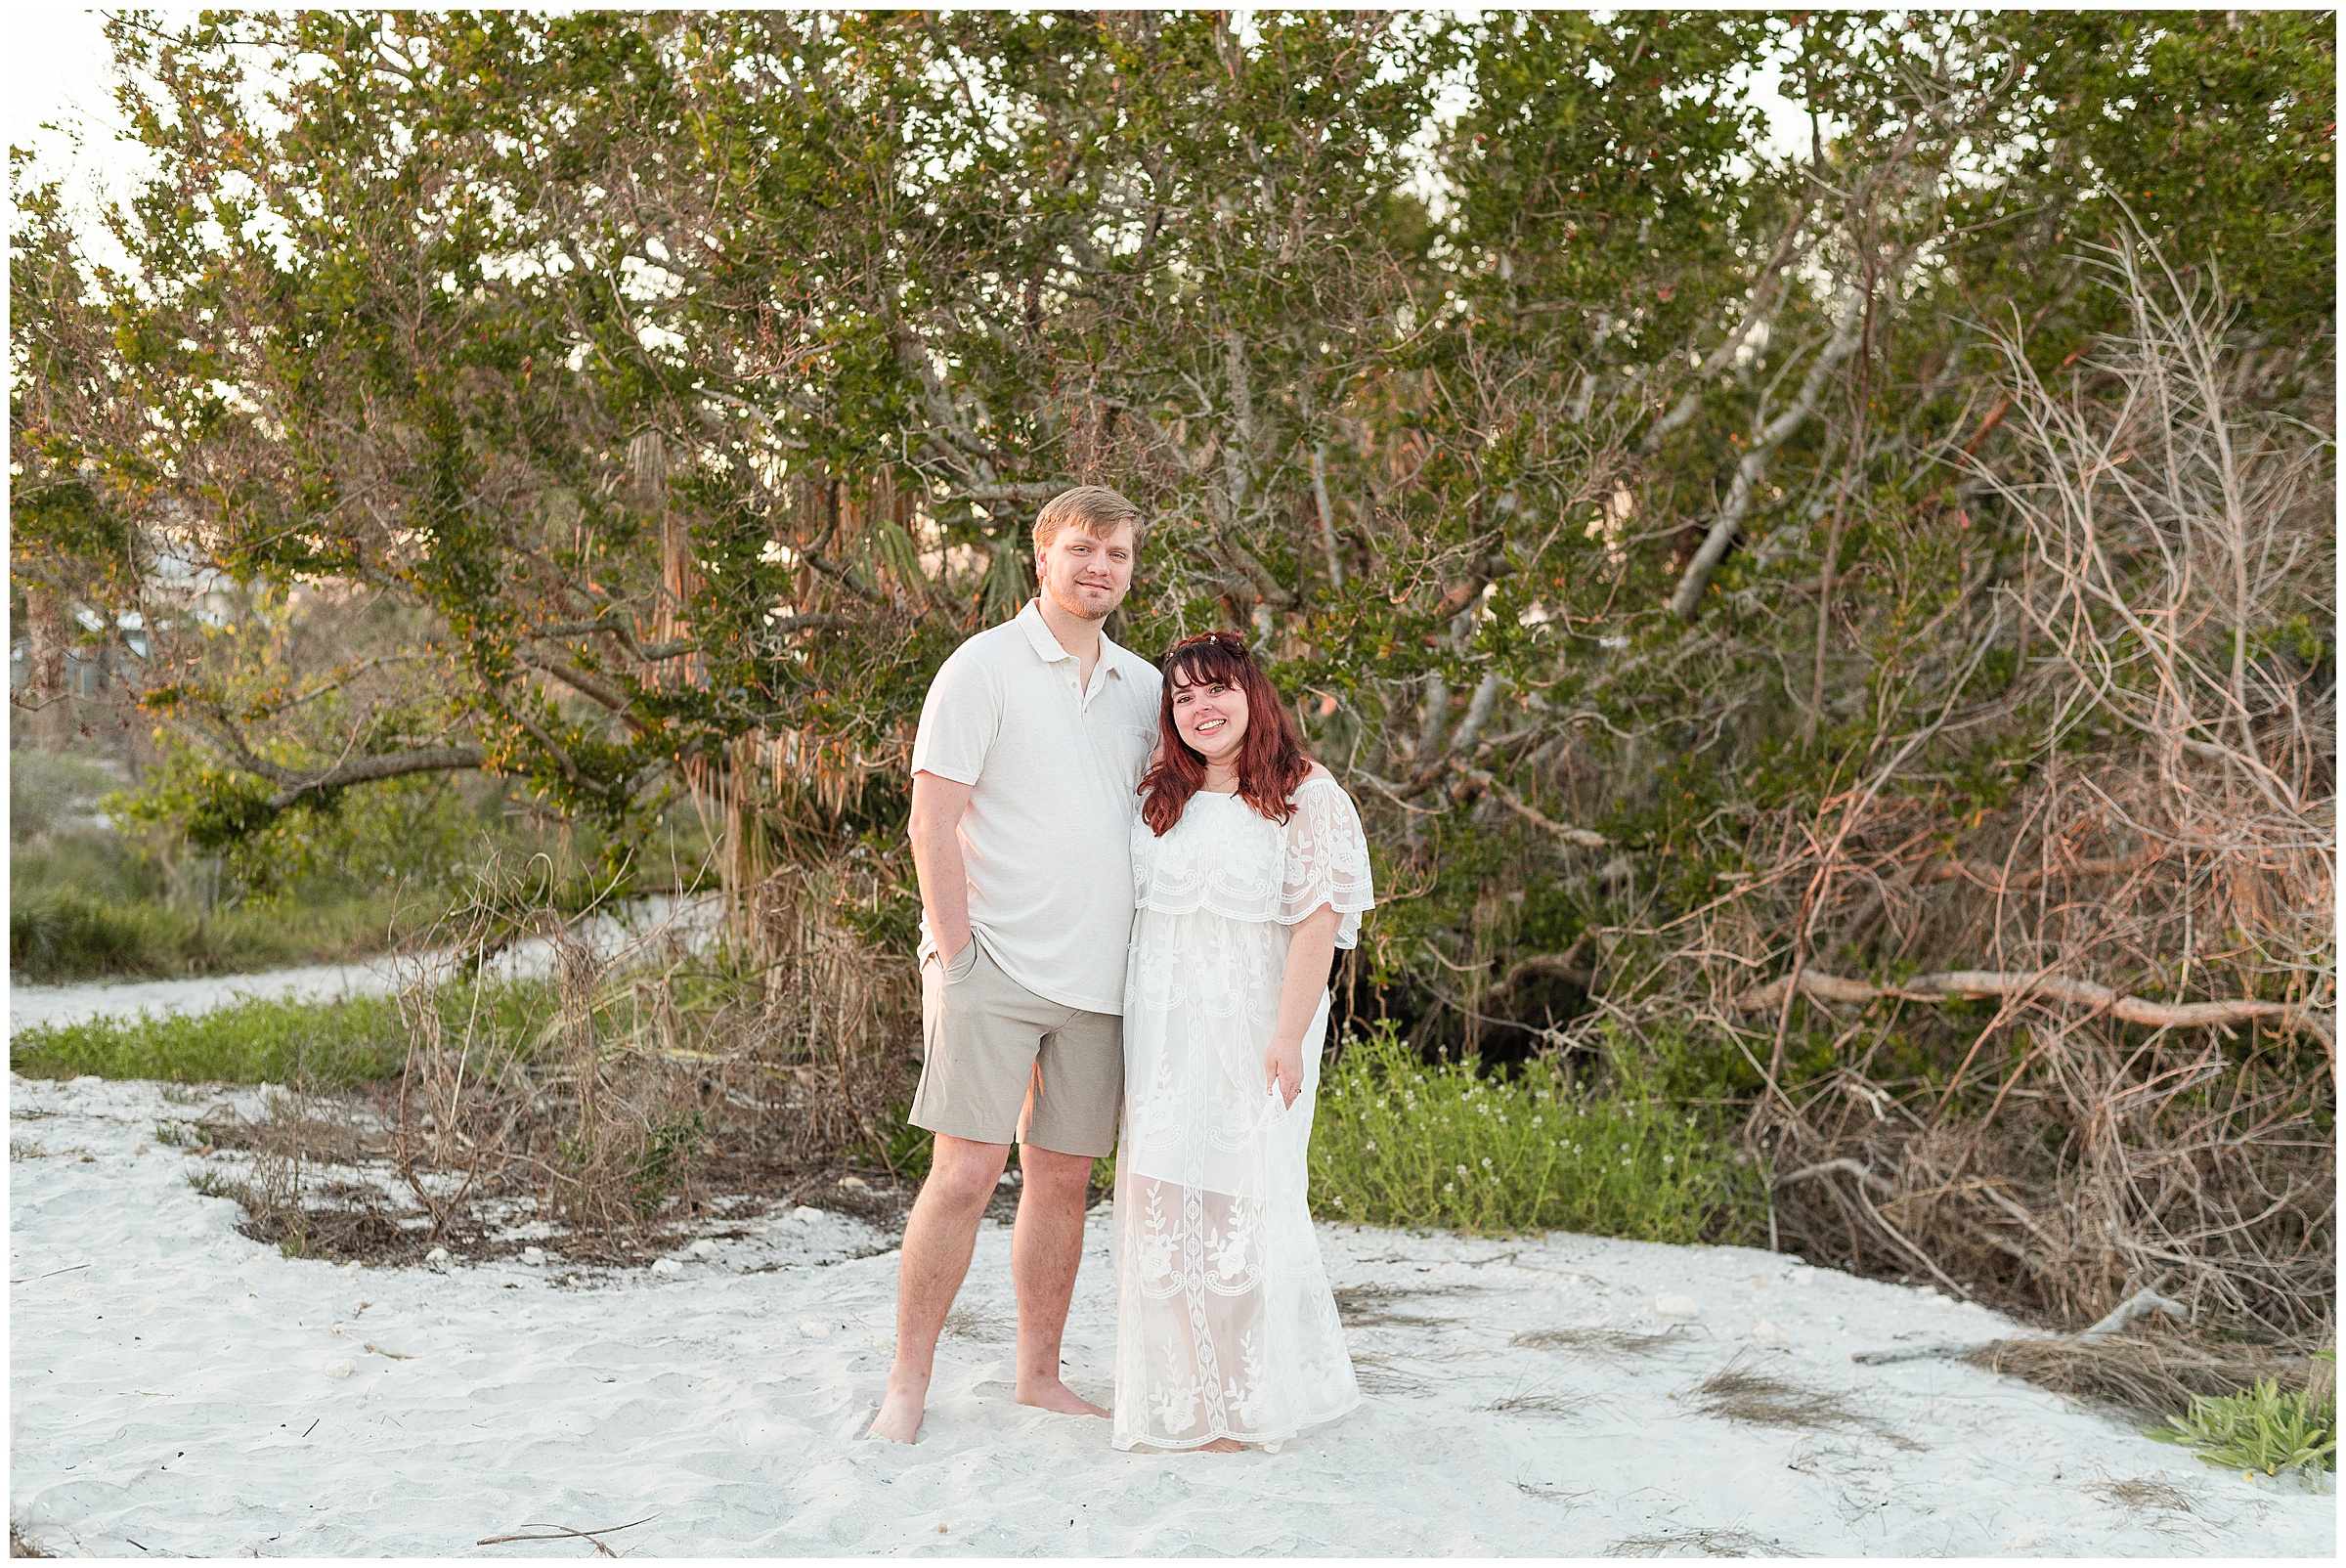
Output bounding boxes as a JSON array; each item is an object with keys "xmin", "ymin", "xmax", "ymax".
[{"xmin": 1172, "ymin": 675, "xmax": 1249, "ymax": 766}]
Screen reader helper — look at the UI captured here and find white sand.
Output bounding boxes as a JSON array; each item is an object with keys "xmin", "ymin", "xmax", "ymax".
[
  {"xmin": 11, "ymin": 1071, "xmax": 2333, "ymax": 1558},
  {"xmin": 9, "ymin": 959, "xmax": 413, "ymax": 1036}
]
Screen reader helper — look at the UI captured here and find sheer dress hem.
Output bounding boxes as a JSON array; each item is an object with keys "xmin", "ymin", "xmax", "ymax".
[{"xmin": 1109, "ymin": 1393, "xmax": 1365, "ymax": 1454}]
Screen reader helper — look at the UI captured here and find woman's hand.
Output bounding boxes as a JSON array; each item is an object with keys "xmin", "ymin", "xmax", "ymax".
[{"xmin": 1265, "ymin": 1037, "xmax": 1304, "ymax": 1110}]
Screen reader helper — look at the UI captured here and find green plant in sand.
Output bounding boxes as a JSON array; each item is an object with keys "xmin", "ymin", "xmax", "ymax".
[
  {"xmin": 8, "ymin": 982, "xmax": 555, "ymax": 1087},
  {"xmin": 2147, "ymin": 1371, "xmax": 2337, "ymax": 1477},
  {"xmin": 1309, "ymin": 1022, "xmax": 1759, "ymax": 1241}
]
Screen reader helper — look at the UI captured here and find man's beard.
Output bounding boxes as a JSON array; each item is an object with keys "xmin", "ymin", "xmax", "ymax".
[{"xmin": 1044, "ymin": 576, "xmax": 1121, "ymax": 624}]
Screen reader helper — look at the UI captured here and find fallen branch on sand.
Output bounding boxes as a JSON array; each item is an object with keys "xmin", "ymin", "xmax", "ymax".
[
  {"xmin": 2078, "ymin": 1287, "xmax": 2190, "ymax": 1340},
  {"xmin": 1734, "ymin": 968, "xmax": 2332, "ymax": 1046},
  {"xmin": 476, "ymin": 1516, "xmax": 655, "ymax": 1556},
  {"xmin": 1852, "ymin": 1288, "xmax": 2194, "ymax": 1369}
]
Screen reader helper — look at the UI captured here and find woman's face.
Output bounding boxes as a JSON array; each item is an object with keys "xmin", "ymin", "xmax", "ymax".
[{"xmin": 1169, "ymin": 668, "xmax": 1249, "ymax": 768}]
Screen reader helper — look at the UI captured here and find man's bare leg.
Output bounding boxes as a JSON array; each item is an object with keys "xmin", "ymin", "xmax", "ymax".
[
  {"xmin": 869, "ymin": 1133, "xmax": 1011, "ymax": 1443},
  {"xmin": 1011, "ymin": 1144, "xmax": 1108, "ymax": 1417}
]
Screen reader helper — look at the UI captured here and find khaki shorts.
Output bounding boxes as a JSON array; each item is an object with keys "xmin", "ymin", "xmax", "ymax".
[{"xmin": 909, "ymin": 938, "xmax": 1122, "ymax": 1158}]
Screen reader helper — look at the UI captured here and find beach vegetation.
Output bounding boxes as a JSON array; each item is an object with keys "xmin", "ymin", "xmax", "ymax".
[
  {"xmin": 1310, "ymin": 1023, "xmax": 1760, "ymax": 1242},
  {"xmin": 9, "ymin": 880, "xmax": 409, "ymax": 985},
  {"xmin": 8, "ymin": 982, "xmax": 553, "ymax": 1087},
  {"xmin": 2147, "ymin": 1373, "xmax": 2338, "ymax": 1478},
  {"xmin": 9, "ymin": 11, "xmax": 2331, "ymax": 1332}
]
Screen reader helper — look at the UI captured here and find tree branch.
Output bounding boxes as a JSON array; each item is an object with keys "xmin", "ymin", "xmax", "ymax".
[
  {"xmin": 517, "ymin": 651, "xmax": 655, "ymax": 734},
  {"xmin": 1638, "ymin": 201, "xmax": 1815, "ymax": 457},
  {"xmin": 1734, "ymin": 967, "xmax": 2332, "ymax": 1045},
  {"xmin": 1915, "ymin": 849, "xmax": 2155, "ymax": 894},
  {"xmin": 261, "ymin": 747, "xmax": 486, "ymax": 808},
  {"xmin": 1452, "ymin": 760, "xmax": 1612, "ymax": 848},
  {"xmin": 1667, "ymin": 283, "xmax": 1869, "ymax": 621}
]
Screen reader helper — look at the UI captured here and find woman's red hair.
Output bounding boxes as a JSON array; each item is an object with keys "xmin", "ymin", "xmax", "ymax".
[{"xmin": 1140, "ymin": 632, "xmax": 1312, "ymax": 836}]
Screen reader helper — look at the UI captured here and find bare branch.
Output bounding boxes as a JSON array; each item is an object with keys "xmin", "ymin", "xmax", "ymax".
[
  {"xmin": 1668, "ymin": 283, "xmax": 1870, "ymax": 621},
  {"xmin": 1453, "ymin": 761, "xmax": 1611, "ymax": 849},
  {"xmin": 1734, "ymin": 967, "xmax": 2332, "ymax": 1045}
]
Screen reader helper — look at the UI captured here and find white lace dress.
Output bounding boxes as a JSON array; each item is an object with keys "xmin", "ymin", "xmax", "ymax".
[{"xmin": 1111, "ymin": 773, "xmax": 1374, "ymax": 1451}]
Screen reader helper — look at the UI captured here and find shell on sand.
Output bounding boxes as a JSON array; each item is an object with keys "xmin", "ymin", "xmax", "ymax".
[
  {"xmin": 1654, "ymin": 1292, "xmax": 1701, "ymax": 1321},
  {"xmin": 651, "ymin": 1257, "xmax": 683, "ymax": 1277},
  {"xmin": 323, "ymin": 1358, "xmax": 356, "ymax": 1380},
  {"xmin": 1750, "ymin": 1319, "xmax": 1790, "ymax": 1346}
]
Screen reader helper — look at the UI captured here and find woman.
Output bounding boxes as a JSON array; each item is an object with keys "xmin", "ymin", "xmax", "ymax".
[{"xmin": 1111, "ymin": 630, "xmax": 1374, "ymax": 1453}]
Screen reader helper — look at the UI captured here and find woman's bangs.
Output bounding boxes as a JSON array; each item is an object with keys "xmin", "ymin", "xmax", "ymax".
[{"xmin": 1164, "ymin": 642, "xmax": 1247, "ymax": 694}]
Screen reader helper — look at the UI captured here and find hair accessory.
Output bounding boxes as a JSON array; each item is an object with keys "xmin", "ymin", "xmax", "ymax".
[{"xmin": 1168, "ymin": 629, "xmax": 1250, "ymax": 660}]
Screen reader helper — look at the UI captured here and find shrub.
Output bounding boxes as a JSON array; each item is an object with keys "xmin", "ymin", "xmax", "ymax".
[
  {"xmin": 2147, "ymin": 1373, "xmax": 2337, "ymax": 1477},
  {"xmin": 8, "ymin": 882, "xmax": 407, "ymax": 982},
  {"xmin": 9, "ymin": 887, "xmax": 183, "ymax": 980},
  {"xmin": 1308, "ymin": 1022, "xmax": 1760, "ymax": 1242}
]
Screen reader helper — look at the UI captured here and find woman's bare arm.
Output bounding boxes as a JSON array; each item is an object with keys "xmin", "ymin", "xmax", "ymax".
[{"xmin": 1266, "ymin": 903, "xmax": 1342, "ymax": 1107}]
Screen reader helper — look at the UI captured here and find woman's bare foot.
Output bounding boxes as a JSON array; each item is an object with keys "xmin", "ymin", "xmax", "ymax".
[
  {"xmin": 1196, "ymin": 1436, "xmax": 1242, "ymax": 1453},
  {"xmin": 1014, "ymin": 1375, "xmax": 1108, "ymax": 1418}
]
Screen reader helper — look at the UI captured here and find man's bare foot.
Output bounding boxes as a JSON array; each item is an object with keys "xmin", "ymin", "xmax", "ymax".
[
  {"xmin": 1014, "ymin": 1376, "xmax": 1108, "ymax": 1418},
  {"xmin": 868, "ymin": 1380, "xmax": 928, "ymax": 1444}
]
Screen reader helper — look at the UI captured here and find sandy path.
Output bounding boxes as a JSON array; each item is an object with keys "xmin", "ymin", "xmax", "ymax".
[
  {"xmin": 10, "ymin": 1073, "xmax": 2332, "ymax": 1558},
  {"xmin": 8, "ymin": 959, "xmax": 413, "ymax": 1036},
  {"xmin": 8, "ymin": 896, "xmax": 719, "ymax": 1037}
]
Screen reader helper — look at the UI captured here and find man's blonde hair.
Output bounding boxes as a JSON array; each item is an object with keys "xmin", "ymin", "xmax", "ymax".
[{"xmin": 1032, "ymin": 485, "xmax": 1145, "ymax": 554}]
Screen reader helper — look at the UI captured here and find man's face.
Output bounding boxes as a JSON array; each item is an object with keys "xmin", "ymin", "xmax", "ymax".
[{"xmin": 1035, "ymin": 522, "xmax": 1136, "ymax": 624}]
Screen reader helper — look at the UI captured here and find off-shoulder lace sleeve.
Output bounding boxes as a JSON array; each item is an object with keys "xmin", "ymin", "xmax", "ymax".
[{"xmin": 1278, "ymin": 775, "xmax": 1375, "ymax": 947}]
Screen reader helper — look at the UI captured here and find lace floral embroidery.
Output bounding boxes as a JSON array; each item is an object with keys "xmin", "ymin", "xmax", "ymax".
[{"xmin": 1112, "ymin": 774, "xmax": 1373, "ymax": 1451}]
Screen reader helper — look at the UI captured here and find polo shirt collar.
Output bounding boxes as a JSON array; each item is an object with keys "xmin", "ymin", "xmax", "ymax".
[{"xmin": 1017, "ymin": 597, "xmax": 1129, "ymax": 678}]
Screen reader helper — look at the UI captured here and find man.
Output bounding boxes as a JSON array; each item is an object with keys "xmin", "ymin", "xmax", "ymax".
[{"xmin": 868, "ymin": 485, "xmax": 1160, "ymax": 1444}]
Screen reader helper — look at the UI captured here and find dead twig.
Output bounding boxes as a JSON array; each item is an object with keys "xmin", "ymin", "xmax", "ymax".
[
  {"xmin": 1733, "ymin": 967, "xmax": 2331, "ymax": 1045},
  {"xmin": 475, "ymin": 1515, "xmax": 656, "ymax": 1556}
]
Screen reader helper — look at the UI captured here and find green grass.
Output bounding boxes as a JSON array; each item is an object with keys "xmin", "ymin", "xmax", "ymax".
[
  {"xmin": 9, "ymin": 980, "xmax": 558, "ymax": 1087},
  {"xmin": 9, "ymin": 880, "xmax": 411, "ymax": 983},
  {"xmin": 2148, "ymin": 1374, "xmax": 2338, "ymax": 1477},
  {"xmin": 11, "ymin": 992, "xmax": 411, "ymax": 1085},
  {"xmin": 1308, "ymin": 1023, "xmax": 1760, "ymax": 1241}
]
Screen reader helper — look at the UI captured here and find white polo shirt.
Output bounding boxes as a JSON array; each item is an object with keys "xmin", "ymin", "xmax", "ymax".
[{"xmin": 910, "ymin": 598, "xmax": 1163, "ymax": 1015}]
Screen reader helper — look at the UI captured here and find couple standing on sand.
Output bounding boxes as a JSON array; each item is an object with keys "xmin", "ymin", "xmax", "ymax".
[{"xmin": 867, "ymin": 485, "xmax": 1375, "ymax": 1454}]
